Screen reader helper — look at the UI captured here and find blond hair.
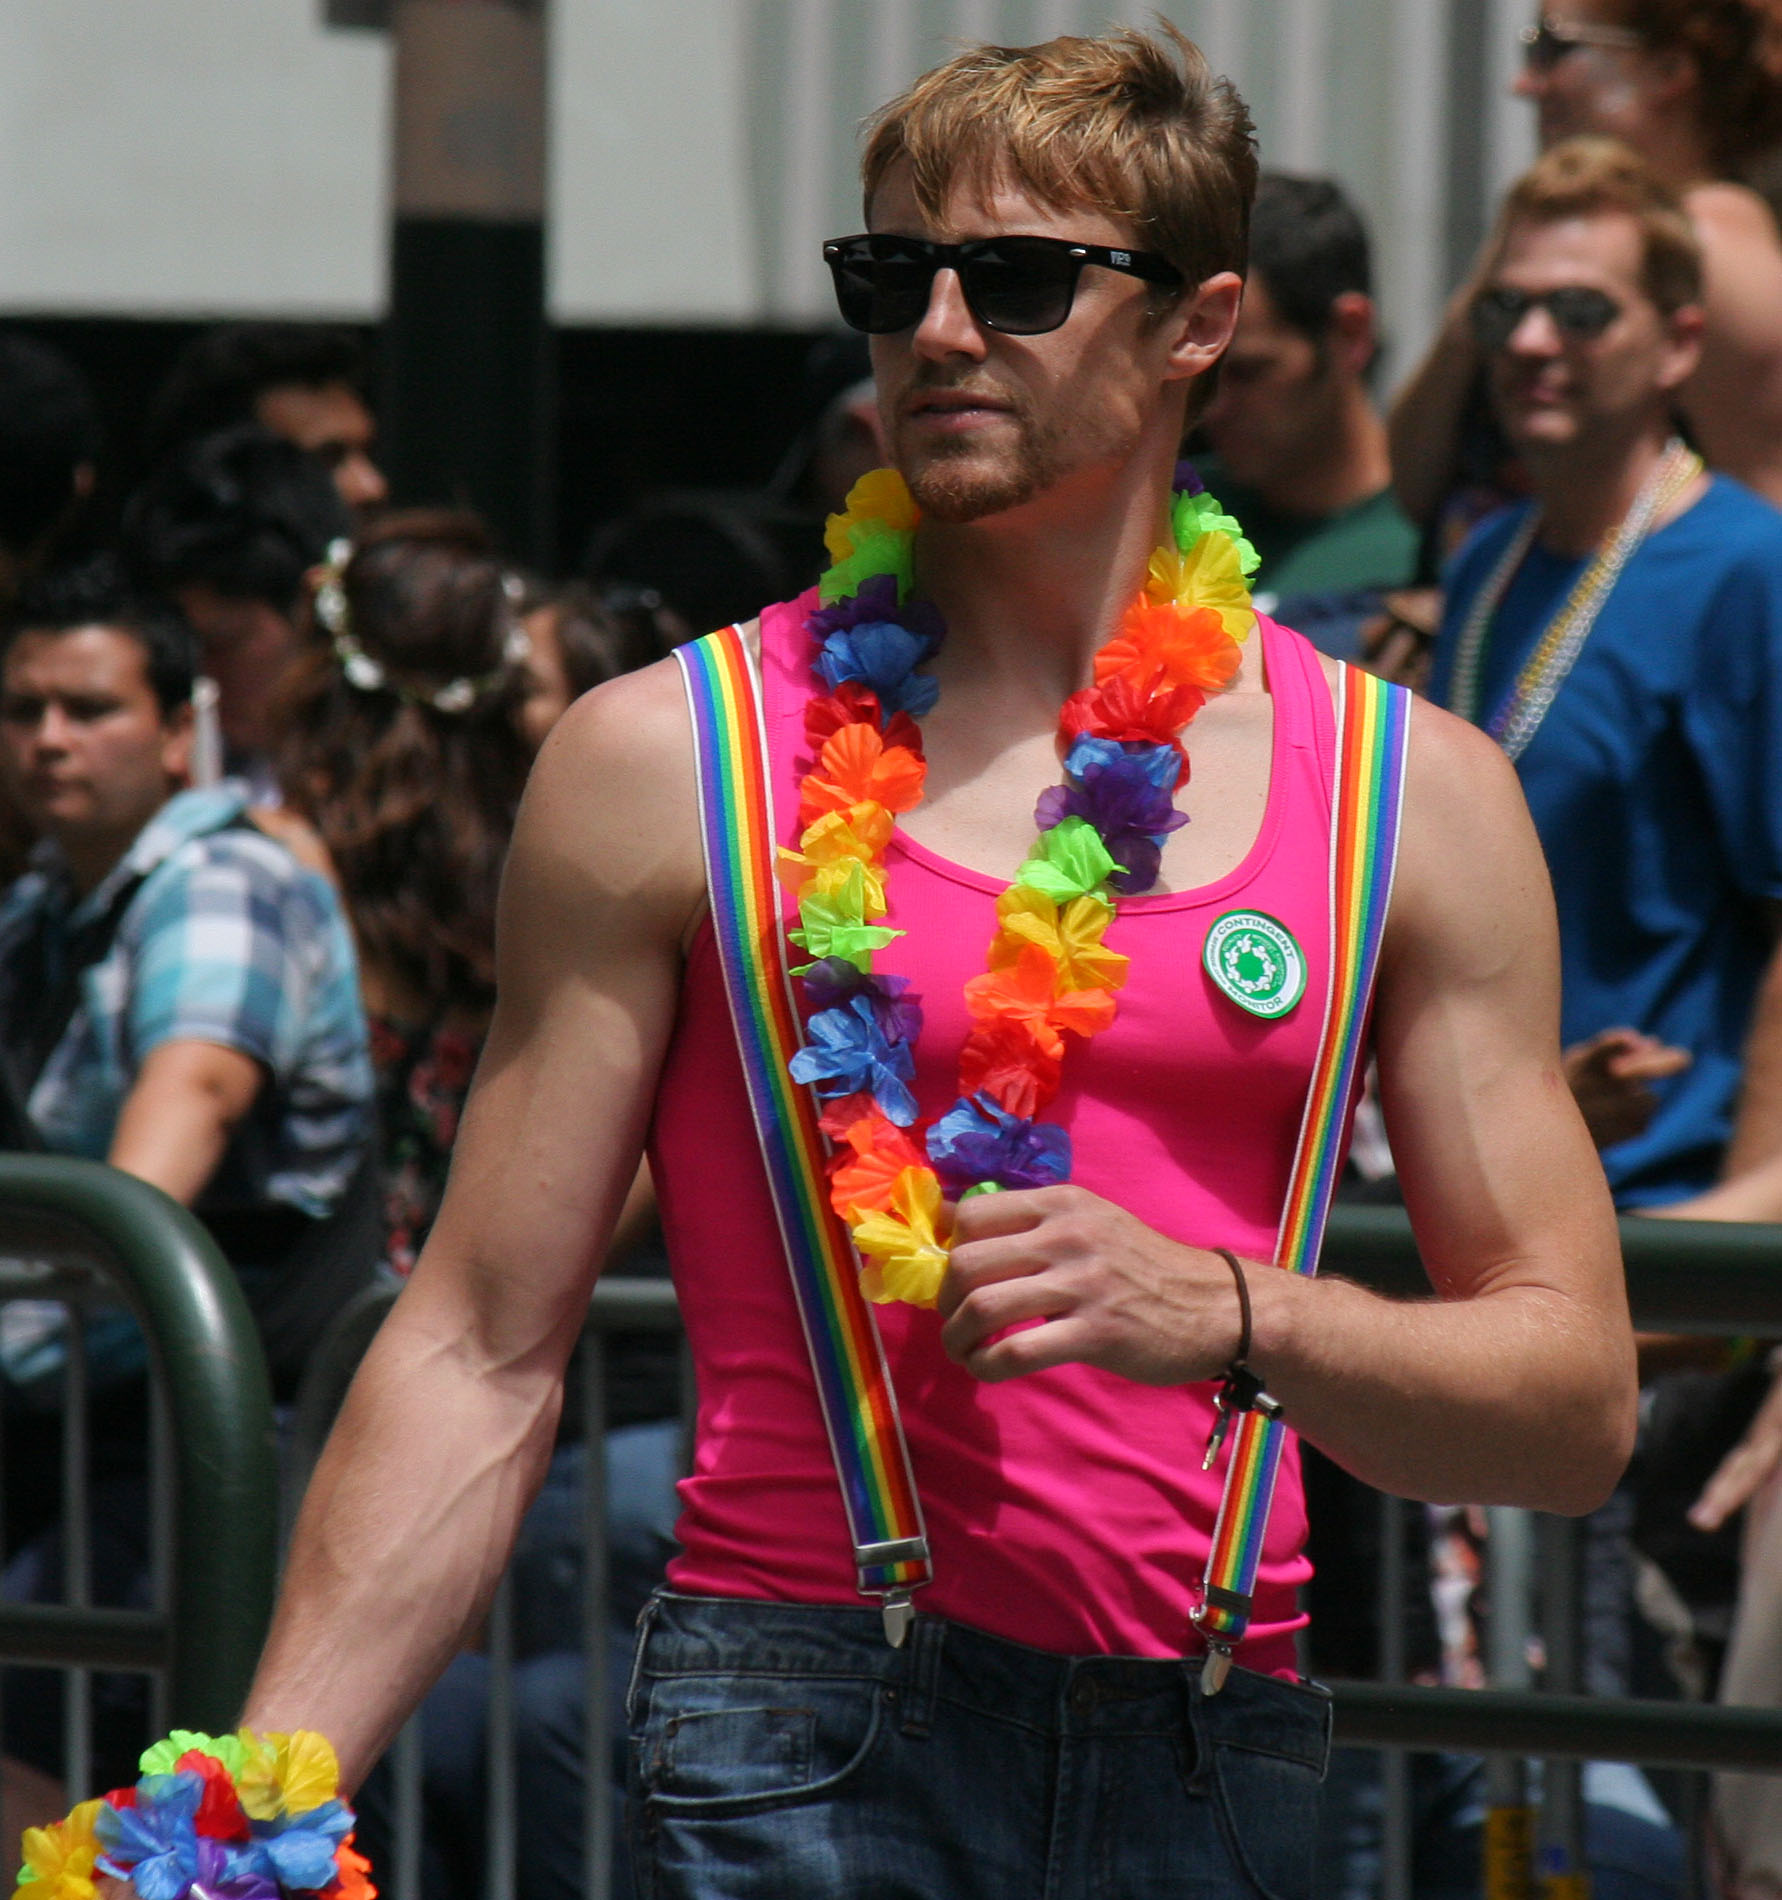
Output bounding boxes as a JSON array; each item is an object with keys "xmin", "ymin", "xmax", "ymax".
[
  {"xmin": 861, "ymin": 23, "xmax": 1257, "ymax": 292},
  {"xmin": 1498, "ymin": 136, "xmax": 1703, "ymax": 312}
]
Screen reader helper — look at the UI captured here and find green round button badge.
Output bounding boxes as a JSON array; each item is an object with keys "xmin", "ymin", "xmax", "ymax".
[{"xmin": 1203, "ymin": 910, "xmax": 1307, "ymax": 1020}]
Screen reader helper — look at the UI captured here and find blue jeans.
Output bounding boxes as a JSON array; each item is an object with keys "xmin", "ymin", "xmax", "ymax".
[{"xmin": 626, "ymin": 1592, "xmax": 1332, "ymax": 1900}]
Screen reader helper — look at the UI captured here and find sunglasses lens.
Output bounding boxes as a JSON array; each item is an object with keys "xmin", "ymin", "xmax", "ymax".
[
  {"xmin": 1523, "ymin": 27, "xmax": 1560, "ymax": 70},
  {"xmin": 1470, "ymin": 289, "xmax": 1524, "ymax": 352},
  {"xmin": 961, "ymin": 239, "xmax": 1082, "ymax": 335},
  {"xmin": 826, "ymin": 239, "xmax": 935, "ymax": 334},
  {"xmin": 1547, "ymin": 287, "xmax": 1620, "ymax": 336}
]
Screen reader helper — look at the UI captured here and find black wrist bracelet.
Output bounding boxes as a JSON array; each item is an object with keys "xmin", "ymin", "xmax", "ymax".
[
  {"xmin": 1214, "ymin": 1246, "xmax": 1252, "ymax": 1367},
  {"xmin": 1203, "ymin": 1249, "xmax": 1283, "ymax": 1471}
]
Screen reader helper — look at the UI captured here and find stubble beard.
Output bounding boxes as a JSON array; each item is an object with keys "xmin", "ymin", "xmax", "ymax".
[
  {"xmin": 895, "ymin": 410, "xmax": 1071, "ymax": 524},
  {"xmin": 901, "ymin": 437, "xmax": 1055, "ymax": 524}
]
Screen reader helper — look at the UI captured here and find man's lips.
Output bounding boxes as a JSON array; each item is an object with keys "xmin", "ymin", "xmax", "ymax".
[{"xmin": 903, "ymin": 389, "xmax": 1013, "ymax": 426}]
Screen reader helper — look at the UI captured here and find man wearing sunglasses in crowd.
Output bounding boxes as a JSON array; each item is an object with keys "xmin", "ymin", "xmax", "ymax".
[
  {"xmin": 205, "ymin": 28, "xmax": 1634, "ymax": 1900},
  {"xmin": 1431, "ymin": 137, "xmax": 1782, "ymax": 1218},
  {"xmin": 1392, "ymin": 0, "xmax": 1782, "ymax": 535}
]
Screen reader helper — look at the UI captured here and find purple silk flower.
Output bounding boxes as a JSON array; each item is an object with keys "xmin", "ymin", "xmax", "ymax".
[
  {"xmin": 927, "ymin": 1093, "xmax": 1072, "ymax": 1194},
  {"xmin": 1035, "ymin": 752, "xmax": 1187, "ymax": 895}
]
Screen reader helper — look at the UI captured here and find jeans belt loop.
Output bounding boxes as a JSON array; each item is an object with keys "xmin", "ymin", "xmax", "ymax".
[
  {"xmin": 898, "ymin": 1612, "xmax": 944, "ymax": 1737},
  {"xmin": 625, "ymin": 1590, "xmax": 664, "ymax": 1729}
]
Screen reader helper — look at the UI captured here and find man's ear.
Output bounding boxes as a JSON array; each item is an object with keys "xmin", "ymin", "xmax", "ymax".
[
  {"xmin": 1326, "ymin": 291, "xmax": 1379, "ymax": 380},
  {"xmin": 1163, "ymin": 270, "xmax": 1245, "ymax": 385},
  {"xmin": 161, "ymin": 700, "xmax": 196, "ymax": 788},
  {"xmin": 1658, "ymin": 300, "xmax": 1706, "ymax": 393}
]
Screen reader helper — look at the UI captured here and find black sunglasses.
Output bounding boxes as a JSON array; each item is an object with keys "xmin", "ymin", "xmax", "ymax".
[
  {"xmin": 1469, "ymin": 285, "xmax": 1624, "ymax": 351},
  {"xmin": 822, "ymin": 232, "xmax": 1185, "ymax": 337},
  {"xmin": 1518, "ymin": 17, "xmax": 1644, "ymax": 72}
]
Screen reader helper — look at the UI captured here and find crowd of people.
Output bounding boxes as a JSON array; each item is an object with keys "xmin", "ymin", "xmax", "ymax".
[{"xmin": 6, "ymin": 6, "xmax": 1782, "ymax": 1900}]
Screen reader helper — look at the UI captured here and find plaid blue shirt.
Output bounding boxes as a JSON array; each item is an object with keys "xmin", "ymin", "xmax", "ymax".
[{"xmin": 0, "ymin": 783, "xmax": 372, "ymax": 1218}]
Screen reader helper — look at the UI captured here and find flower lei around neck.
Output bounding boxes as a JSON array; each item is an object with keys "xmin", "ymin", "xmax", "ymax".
[
  {"xmin": 782, "ymin": 467, "xmax": 1259, "ymax": 1309},
  {"xmin": 16, "ymin": 1729, "xmax": 373, "ymax": 1900}
]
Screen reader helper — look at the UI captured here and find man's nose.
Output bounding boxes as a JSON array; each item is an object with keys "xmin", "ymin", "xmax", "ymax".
[
  {"xmin": 30, "ymin": 705, "xmax": 73, "ymax": 751},
  {"xmin": 338, "ymin": 452, "xmax": 387, "ymax": 514},
  {"xmin": 1507, "ymin": 303, "xmax": 1564, "ymax": 355},
  {"xmin": 913, "ymin": 267, "xmax": 987, "ymax": 360}
]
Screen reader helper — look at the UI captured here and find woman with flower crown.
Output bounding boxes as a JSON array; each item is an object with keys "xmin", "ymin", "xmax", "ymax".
[{"xmin": 65, "ymin": 26, "xmax": 1639, "ymax": 1900}]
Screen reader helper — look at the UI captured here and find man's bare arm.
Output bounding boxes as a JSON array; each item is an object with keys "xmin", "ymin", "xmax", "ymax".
[
  {"xmin": 108, "ymin": 1041, "xmax": 262, "ymax": 1204},
  {"xmin": 1679, "ymin": 184, "xmax": 1782, "ymax": 508},
  {"xmin": 238, "ymin": 658, "xmax": 703, "ymax": 1788},
  {"xmin": 940, "ymin": 705, "xmax": 1634, "ymax": 1513},
  {"xmin": 1262, "ymin": 705, "xmax": 1634, "ymax": 1506}
]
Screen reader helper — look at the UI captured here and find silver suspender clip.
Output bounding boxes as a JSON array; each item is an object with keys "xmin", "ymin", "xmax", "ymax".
[
  {"xmin": 1202, "ymin": 1641, "xmax": 1234, "ymax": 1695},
  {"xmin": 1192, "ymin": 1584, "xmax": 1253, "ymax": 1697},
  {"xmin": 856, "ymin": 1538, "xmax": 930, "ymax": 1649},
  {"xmin": 880, "ymin": 1590, "xmax": 916, "ymax": 1648}
]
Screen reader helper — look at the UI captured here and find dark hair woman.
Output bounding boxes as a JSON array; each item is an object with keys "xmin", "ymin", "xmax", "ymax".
[{"xmin": 272, "ymin": 508, "xmax": 533, "ymax": 1273}]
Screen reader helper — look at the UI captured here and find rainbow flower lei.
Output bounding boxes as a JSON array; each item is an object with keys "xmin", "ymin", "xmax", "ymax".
[
  {"xmin": 16, "ymin": 1730, "xmax": 373, "ymax": 1900},
  {"xmin": 780, "ymin": 466, "xmax": 1260, "ymax": 1308}
]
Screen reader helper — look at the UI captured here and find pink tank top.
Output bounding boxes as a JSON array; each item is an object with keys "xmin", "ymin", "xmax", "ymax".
[{"xmin": 651, "ymin": 595, "xmax": 1349, "ymax": 1671}]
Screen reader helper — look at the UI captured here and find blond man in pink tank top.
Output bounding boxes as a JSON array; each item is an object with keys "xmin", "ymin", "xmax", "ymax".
[{"xmin": 203, "ymin": 26, "xmax": 1636, "ymax": 1900}]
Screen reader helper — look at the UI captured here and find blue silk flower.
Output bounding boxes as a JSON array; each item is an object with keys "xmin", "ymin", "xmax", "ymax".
[
  {"xmin": 790, "ymin": 992, "xmax": 921, "ymax": 1126},
  {"xmin": 927, "ymin": 1092, "xmax": 1073, "ymax": 1193}
]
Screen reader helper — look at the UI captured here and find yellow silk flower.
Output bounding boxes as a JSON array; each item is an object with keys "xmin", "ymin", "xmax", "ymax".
[
  {"xmin": 802, "ymin": 852, "xmax": 890, "ymax": 919},
  {"xmin": 235, "ymin": 1729, "xmax": 341, "ymax": 1822},
  {"xmin": 1146, "ymin": 531, "xmax": 1255, "ymax": 648},
  {"xmin": 851, "ymin": 1166, "xmax": 951, "ymax": 1308},
  {"xmin": 824, "ymin": 468, "xmax": 920, "ymax": 564},
  {"xmin": 18, "ymin": 1801, "xmax": 102, "ymax": 1900},
  {"xmin": 778, "ymin": 807, "xmax": 894, "ymax": 906},
  {"xmin": 793, "ymin": 801, "xmax": 894, "ymax": 867},
  {"xmin": 990, "ymin": 887, "xmax": 1128, "ymax": 995}
]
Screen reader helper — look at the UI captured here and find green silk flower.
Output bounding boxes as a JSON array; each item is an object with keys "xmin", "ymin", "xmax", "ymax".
[
  {"xmin": 791, "ymin": 868, "xmax": 903, "ymax": 971},
  {"xmin": 1172, "ymin": 490, "xmax": 1260, "ymax": 579},
  {"xmin": 140, "ymin": 1729, "xmax": 245, "ymax": 1776},
  {"xmin": 818, "ymin": 526, "xmax": 916, "ymax": 605},
  {"xmin": 1013, "ymin": 816, "xmax": 1122, "ymax": 903}
]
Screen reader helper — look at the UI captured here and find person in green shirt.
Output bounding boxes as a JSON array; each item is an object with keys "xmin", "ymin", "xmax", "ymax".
[{"xmin": 1197, "ymin": 173, "xmax": 1420, "ymax": 651}]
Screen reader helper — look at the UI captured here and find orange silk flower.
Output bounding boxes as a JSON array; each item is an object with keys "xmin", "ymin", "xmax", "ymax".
[
  {"xmin": 963, "ymin": 942, "xmax": 1118, "ymax": 1060},
  {"xmin": 1095, "ymin": 600, "xmax": 1243, "ymax": 698},
  {"xmin": 827, "ymin": 1111, "xmax": 929, "ymax": 1220},
  {"xmin": 798, "ymin": 722, "xmax": 927, "ymax": 826}
]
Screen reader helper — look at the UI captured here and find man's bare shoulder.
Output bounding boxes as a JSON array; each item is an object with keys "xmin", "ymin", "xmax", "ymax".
[
  {"xmin": 505, "ymin": 648, "xmax": 707, "ymax": 950},
  {"xmin": 1388, "ymin": 695, "xmax": 1552, "ymax": 976},
  {"xmin": 1685, "ymin": 180, "xmax": 1782, "ymax": 252}
]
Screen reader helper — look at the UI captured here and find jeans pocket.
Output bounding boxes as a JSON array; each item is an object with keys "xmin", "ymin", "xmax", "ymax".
[
  {"xmin": 639, "ymin": 1674, "xmax": 885, "ymax": 1816},
  {"xmin": 1212, "ymin": 1738, "xmax": 1324, "ymax": 1900}
]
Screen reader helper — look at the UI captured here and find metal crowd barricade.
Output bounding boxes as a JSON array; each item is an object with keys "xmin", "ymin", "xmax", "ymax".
[
  {"xmin": 1327, "ymin": 1206, "xmax": 1782, "ymax": 1900},
  {"xmin": 292, "ymin": 1208, "xmax": 1782, "ymax": 1900},
  {"xmin": 0, "ymin": 1154, "xmax": 280, "ymax": 1799}
]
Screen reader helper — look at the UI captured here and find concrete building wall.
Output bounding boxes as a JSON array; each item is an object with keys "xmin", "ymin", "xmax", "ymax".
[{"xmin": 0, "ymin": 0, "xmax": 1535, "ymax": 375}]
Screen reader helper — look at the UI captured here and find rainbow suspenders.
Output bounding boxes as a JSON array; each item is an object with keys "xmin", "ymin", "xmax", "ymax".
[{"xmin": 676, "ymin": 623, "xmax": 1411, "ymax": 1671}]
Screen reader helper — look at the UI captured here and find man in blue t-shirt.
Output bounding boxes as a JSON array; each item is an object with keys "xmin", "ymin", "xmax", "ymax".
[{"xmin": 1430, "ymin": 137, "xmax": 1782, "ymax": 1211}]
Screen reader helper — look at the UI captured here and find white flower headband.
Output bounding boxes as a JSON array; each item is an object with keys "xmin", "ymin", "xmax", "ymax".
[{"xmin": 313, "ymin": 538, "xmax": 531, "ymax": 715}]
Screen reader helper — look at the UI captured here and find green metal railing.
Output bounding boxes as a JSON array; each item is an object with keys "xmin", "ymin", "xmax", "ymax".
[
  {"xmin": 0, "ymin": 1154, "xmax": 279, "ymax": 1729},
  {"xmin": 1324, "ymin": 1202, "xmax": 1782, "ymax": 1772}
]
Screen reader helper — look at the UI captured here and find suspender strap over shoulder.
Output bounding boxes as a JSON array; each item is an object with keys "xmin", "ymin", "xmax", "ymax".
[
  {"xmin": 677, "ymin": 626, "xmax": 932, "ymax": 1644},
  {"xmin": 1192, "ymin": 664, "xmax": 1412, "ymax": 1691}
]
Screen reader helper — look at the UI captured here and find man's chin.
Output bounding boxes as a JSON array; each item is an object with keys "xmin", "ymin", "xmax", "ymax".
[
  {"xmin": 1501, "ymin": 407, "xmax": 1578, "ymax": 455},
  {"xmin": 901, "ymin": 452, "xmax": 1047, "ymax": 525}
]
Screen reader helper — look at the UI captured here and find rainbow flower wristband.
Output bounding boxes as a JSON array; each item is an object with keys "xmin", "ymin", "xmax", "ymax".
[{"xmin": 16, "ymin": 1729, "xmax": 373, "ymax": 1900}]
